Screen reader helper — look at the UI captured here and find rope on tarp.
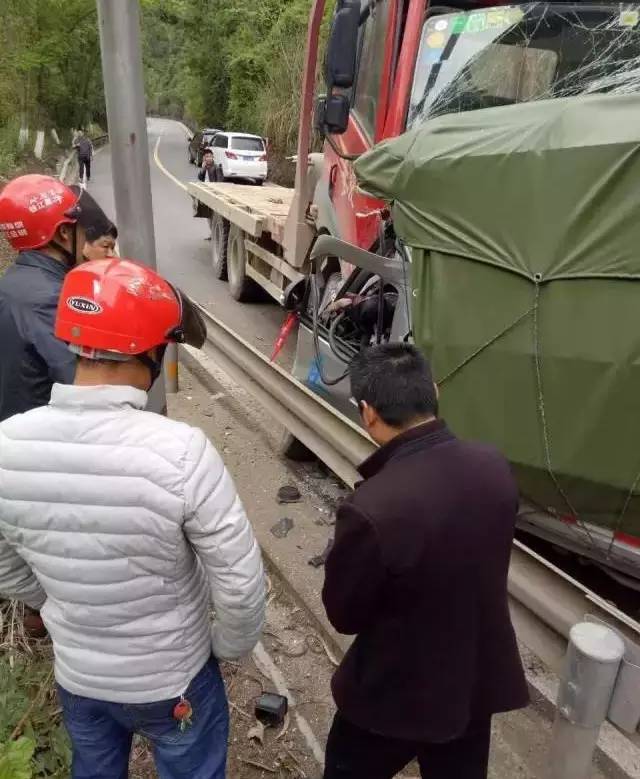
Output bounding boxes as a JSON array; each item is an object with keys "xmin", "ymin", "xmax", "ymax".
[
  {"xmin": 437, "ymin": 276, "xmax": 600, "ymax": 548},
  {"xmin": 437, "ymin": 304, "xmax": 536, "ymax": 385},
  {"xmin": 531, "ymin": 280, "xmax": 597, "ymax": 548}
]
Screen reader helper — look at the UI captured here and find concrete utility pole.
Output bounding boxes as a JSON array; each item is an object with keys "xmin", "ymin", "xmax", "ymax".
[{"xmin": 95, "ymin": 0, "xmax": 177, "ymax": 407}]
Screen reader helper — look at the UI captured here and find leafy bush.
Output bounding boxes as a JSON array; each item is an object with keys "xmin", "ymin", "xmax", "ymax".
[
  {"xmin": 0, "ymin": 737, "xmax": 35, "ymax": 779},
  {"xmin": 0, "ymin": 120, "xmax": 20, "ymax": 179},
  {"xmin": 0, "ymin": 621, "xmax": 71, "ymax": 778}
]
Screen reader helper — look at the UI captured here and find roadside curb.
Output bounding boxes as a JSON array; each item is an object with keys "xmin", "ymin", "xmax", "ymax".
[
  {"xmin": 59, "ymin": 149, "xmax": 77, "ymax": 184},
  {"xmin": 178, "ymin": 345, "xmax": 640, "ymax": 779}
]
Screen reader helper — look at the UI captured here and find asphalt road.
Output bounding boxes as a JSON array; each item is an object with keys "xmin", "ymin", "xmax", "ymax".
[{"xmin": 89, "ymin": 117, "xmax": 288, "ymax": 358}]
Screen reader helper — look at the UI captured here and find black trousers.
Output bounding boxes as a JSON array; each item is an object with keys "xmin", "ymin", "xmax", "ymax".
[
  {"xmin": 78, "ymin": 156, "xmax": 91, "ymax": 182},
  {"xmin": 323, "ymin": 713, "xmax": 492, "ymax": 779}
]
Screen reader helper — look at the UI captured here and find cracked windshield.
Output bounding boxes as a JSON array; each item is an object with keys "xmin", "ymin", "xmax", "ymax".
[{"xmin": 409, "ymin": 3, "xmax": 640, "ymax": 126}]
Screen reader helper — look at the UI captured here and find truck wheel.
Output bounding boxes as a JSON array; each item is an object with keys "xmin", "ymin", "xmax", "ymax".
[
  {"xmin": 211, "ymin": 213, "xmax": 229, "ymax": 281},
  {"xmin": 188, "ymin": 148, "xmax": 194, "ymax": 165},
  {"xmin": 227, "ymin": 224, "xmax": 261, "ymax": 302}
]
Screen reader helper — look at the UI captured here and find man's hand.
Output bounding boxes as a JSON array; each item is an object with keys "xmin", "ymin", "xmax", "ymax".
[{"xmin": 23, "ymin": 606, "xmax": 48, "ymax": 639}]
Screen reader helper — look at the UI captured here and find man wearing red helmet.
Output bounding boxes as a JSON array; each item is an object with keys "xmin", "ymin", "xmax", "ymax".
[
  {"xmin": 0, "ymin": 174, "xmax": 110, "ymax": 423},
  {"xmin": 0, "ymin": 258, "xmax": 266, "ymax": 779}
]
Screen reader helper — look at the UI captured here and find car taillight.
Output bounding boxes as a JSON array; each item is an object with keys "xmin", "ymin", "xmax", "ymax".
[
  {"xmin": 225, "ymin": 151, "xmax": 238, "ymax": 160},
  {"xmin": 259, "ymin": 154, "xmax": 268, "ymax": 162}
]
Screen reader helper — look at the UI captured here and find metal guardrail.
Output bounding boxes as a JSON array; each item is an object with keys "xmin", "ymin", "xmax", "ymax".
[{"xmin": 191, "ymin": 301, "xmax": 640, "ymax": 741}]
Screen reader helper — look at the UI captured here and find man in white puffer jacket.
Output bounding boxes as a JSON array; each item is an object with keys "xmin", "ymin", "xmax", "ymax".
[{"xmin": 0, "ymin": 258, "xmax": 265, "ymax": 779}]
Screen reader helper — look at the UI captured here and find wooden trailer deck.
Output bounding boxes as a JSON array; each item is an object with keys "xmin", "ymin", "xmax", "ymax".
[{"xmin": 187, "ymin": 181, "xmax": 295, "ymax": 244}]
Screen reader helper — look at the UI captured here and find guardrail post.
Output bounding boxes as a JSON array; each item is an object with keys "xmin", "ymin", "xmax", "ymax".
[
  {"xmin": 164, "ymin": 343, "xmax": 179, "ymax": 394},
  {"xmin": 549, "ymin": 622, "xmax": 625, "ymax": 779}
]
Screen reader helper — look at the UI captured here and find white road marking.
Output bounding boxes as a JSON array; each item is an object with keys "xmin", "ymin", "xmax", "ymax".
[
  {"xmin": 252, "ymin": 640, "xmax": 325, "ymax": 767},
  {"xmin": 153, "ymin": 134, "xmax": 188, "ymax": 192}
]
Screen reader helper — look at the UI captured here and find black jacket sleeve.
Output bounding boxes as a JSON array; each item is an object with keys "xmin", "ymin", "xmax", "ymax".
[
  {"xmin": 28, "ymin": 300, "xmax": 76, "ymax": 384},
  {"xmin": 198, "ymin": 168, "xmax": 206, "ymax": 182},
  {"xmin": 322, "ymin": 502, "xmax": 386, "ymax": 635}
]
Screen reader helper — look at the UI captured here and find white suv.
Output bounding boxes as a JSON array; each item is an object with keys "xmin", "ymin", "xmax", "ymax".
[{"xmin": 210, "ymin": 132, "xmax": 268, "ymax": 185}]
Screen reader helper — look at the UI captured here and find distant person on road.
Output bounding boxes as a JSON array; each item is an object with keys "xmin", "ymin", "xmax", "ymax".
[
  {"xmin": 198, "ymin": 149, "xmax": 217, "ymax": 241},
  {"xmin": 198, "ymin": 147, "xmax": 216, "ymax": 183},
  {"xmin": 0, "ymin": 258, "xmax": 266, "ymax": 779},
  {"xmin": 322, "ymin": 344, "xmax": 528, "ymax": 779},
  {"xmin": 73, "ymin": 129, "xmax": 93, "ymax": 185}
]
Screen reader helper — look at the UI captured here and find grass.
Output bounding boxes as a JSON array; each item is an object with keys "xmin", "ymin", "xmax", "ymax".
[
  {"xmin": 0, "ymin": 602, "xmax": 71, "ymax": 778},
  {"xmin": 0, "ymin": 602, "xmax": 159, "ymax": 778}
]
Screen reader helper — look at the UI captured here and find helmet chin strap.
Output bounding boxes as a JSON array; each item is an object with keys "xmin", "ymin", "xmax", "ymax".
[
  {"xmin": 50, "ymin": 223, "xmax": 78, "ymax": 269},
  {"xmin": 136, "ymin": 345, "xmax": 168, "ymax": 389}
]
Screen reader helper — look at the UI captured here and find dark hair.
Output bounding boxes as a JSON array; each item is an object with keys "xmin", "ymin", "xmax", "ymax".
[{"xmin": 349, "ymin": 344, "xmax": 437, "ymax": 427}]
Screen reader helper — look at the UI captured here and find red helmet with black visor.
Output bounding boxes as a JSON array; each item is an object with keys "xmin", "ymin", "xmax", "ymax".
[{"xmin": 55, "ymin": 259, "xmax": 207, "ymax": 382}]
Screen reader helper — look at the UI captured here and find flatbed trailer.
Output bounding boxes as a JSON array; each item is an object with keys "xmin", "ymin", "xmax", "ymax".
[{"xmin": 187, "ymin": 181, "xmax": 308, "ymax": 305}]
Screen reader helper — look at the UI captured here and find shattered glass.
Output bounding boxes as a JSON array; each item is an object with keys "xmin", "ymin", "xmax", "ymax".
[{"xmin": 409, "ymin": 3, "xmax": 640, "ymax": 127}]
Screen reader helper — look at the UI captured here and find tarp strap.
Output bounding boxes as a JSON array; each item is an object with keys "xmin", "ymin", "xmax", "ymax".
[
  {"xmin": 531, "ymin": 281, "xmax": 596, "ymax": 548},
  {"xmin": 437, "ymin": 304, "xmax": 536, "ymax": 385},
  {"xmin": 608, "ymin": 467, "xmax": 640, "ymax": 556},
  {"xmin": 437, "ymin": 278, "xmax": 600, "ymax": 549}
]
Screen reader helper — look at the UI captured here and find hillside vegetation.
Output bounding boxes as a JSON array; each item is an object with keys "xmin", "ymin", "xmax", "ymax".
[{"xmin": 0, "ymin": 0, "xmax": 327, "ymax": 177}]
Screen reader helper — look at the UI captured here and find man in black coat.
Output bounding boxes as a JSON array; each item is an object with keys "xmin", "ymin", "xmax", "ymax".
[
  {"xmin": 322, "ymin": 344, "xmax": 528, "ymax": 779},
  {"xmin": 198, "ymin": 148, "xmax": 217, "ymax": 183},
  {"xmin": 0, "ymin": 175, "xmax": 109, "ymax": 423}
]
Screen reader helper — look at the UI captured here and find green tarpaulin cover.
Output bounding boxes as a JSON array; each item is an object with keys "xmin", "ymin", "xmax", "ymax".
[{"xmin": 354, "ymin": 94, "xmax": 640, "ymax": 538}]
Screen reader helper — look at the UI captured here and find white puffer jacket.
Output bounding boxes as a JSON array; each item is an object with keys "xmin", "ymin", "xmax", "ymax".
[{"xmin": 0, "ymin": 384, "xmax": 265, "ymax": 703}]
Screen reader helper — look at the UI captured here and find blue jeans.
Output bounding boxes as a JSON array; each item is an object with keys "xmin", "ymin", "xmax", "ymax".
[{"xmin": 58, "ymin": 657, "xmax": 229, "ymax": 779}]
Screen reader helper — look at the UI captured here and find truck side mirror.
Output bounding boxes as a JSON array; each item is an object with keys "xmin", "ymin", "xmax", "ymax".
[
  {"xmin": 325, "ymin": 1, "xmax": 360, "ymax": 89},
  {"xmin": 314, "ymin": 97, "xmax": 327, "ymax": 135},
  {"xmin": 325, "ymin": 95, "xmax": 351, "ymax": 135},
  {"xmin": 314, "ymin": 94, "xmax": 350, "ymax": 136}
]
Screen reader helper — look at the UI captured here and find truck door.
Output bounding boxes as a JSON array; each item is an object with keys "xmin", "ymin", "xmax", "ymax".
[{"xmin": 325, "ymin": 0, "xmax": 396, "ymax": 252}]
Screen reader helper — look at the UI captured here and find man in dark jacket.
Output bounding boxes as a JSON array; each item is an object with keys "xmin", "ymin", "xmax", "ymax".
[
  {"xmin": 0, "ymin": 175, "xmax": 104, "ymax": 423},
  {"xmin": 73, "ymin": 130, "xmax": 93, "ymax": 184},
  {"xmin": 198, "ymin": 148, "xmax": 216, "ymax": 183},
  {"xmin": 322, "ymin": 344, "xmax": 528, "ymax": 779}
]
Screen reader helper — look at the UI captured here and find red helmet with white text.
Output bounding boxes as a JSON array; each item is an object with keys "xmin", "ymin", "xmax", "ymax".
[
  {"xmin": 55, "ymin": 259, "xmax": 207, "ymax": 362},
  {"xmin": 0, "ymin": 175, "xmax": 80, "ymax": 251}
]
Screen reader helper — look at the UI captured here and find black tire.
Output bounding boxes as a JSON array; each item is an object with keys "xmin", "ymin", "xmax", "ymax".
[
  {"xmin": 279, "ymin": 431, "xmax": 315, "ymax": 462},
  {"xmin": 188, "ymin": 148, "xmax": 195, "ymax": 165},
  {"xmin": 227, "ymin": 224, "xmax": 261, "ymax": 302},
  {"xmin": 211, "ymin": 213, "xmax": 229, "ymax": 281},
  {"xmin": 254, "ymin": 179, "xmax": 264, "ymax": 187}
]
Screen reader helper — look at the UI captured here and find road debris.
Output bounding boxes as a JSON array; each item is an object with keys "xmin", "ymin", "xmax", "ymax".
[
  {"xmin": 255, "ymin": 692, "xmax": 289, "ymax": 727},
  {"xmin": 306, "ymin": 634, "xmax": 340, "ymax": 667},
  {"xmin": 247, "ymin": 719, "xmax": 265, "ymax": 745},
  {"xmin": 238, "ymin": 757, "xmax": 278, "ymax": 773},
  {"xmin": 277, "ymin": 485, "xmax": 302, "ymax": 504},
  {"xmin": 308, "ymin": 538, "xmax": 334, "ymax": 568},
  {"xmin": 271, "ymin": 517, "xmax": 294, "ymax": 539}
]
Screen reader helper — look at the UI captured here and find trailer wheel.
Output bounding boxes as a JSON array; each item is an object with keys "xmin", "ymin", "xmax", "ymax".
[
  {"xmin": 227, "ymin": 224, "xmax": 261, "ymax": 302},
  {"xmin": 211, "ymin": 213, "xmax": 229, "ymax": 280}
]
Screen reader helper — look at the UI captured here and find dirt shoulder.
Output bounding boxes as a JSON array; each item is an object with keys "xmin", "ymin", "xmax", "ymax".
[{"xmin": 169, "ymin": 364, "xmax": 609, "ymax": 779}]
